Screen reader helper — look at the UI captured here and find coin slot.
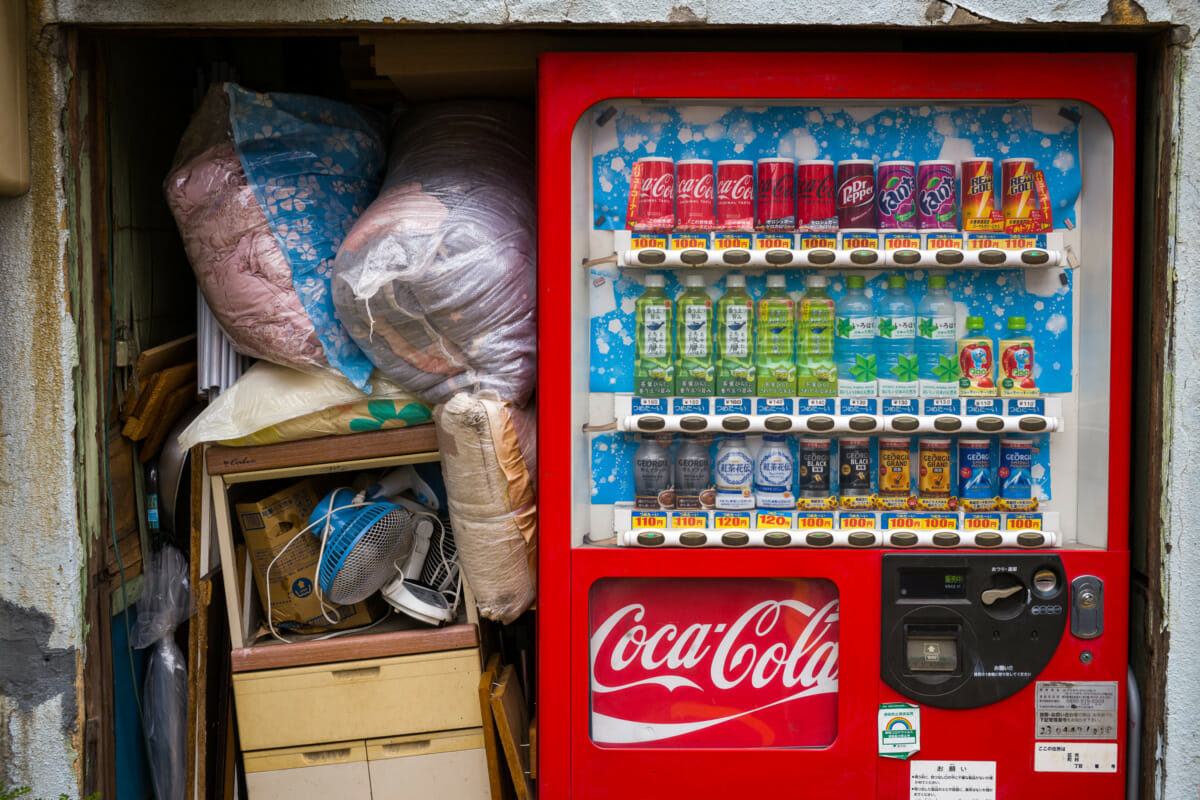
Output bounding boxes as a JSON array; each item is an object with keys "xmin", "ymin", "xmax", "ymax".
[
  {"xmin": 935, "ymin": 250, "xmax": 964, "ymax": 265},
  {"xmin": 1021, "ymin": 249, "xmax": 1050, "ymax": 265},
  {"xmin": 805, "ymin": 531, "xmax": 834, "ymax": 547},
  {"xmin": 722, "ymin": 416, "xmax": 750, "ymax": 432},
  {"xmin": 764, "ymin": 415, "xmax": 793, "ymax": 432},
  {"xmin": 893, "ymin": 249, "xmax": 921, "ymax": 266},
  {"xmin": 764, "ymin": 531, "xmax": 793, "ymax": 547},
  {"xmin": 974, "ymin": 531, "xmax": 1003, "ymax": 547},
  {"xmin": 932, "ymin": 531, "xmax": 960, "ymax": 547},
  {"xmin": 679, "ymin": 249, "xmax": 708, "ymax": 265},
  {"xmin": 679, "ymin": 415, "xmax": 708, "ymax": 431},
  {"xmin": 637, "ymin": 249, "xmax": 667, "ymax": 265},
  {"xmin": 678, "ymin": 531, "xmax": 708, "ymax": 547},
  {"xmin": 1017, "ymin": 532, "xmax": 1046, "ymax": 547},
  {"xmin": 807, "ymin": 248, "xmax": 836, "ymax": 266},
  {"xmin": 849, "ymin": 415, "xmax": 877, "ymax": 432},
  {"xmin": 890, "ymin": 532, "xmax": 918, "ymax": 547},
  {"xmin": 636, "ymin": 532, "xmax": 665, "ymax": 547},
  {"xmin": 721, "ymin": 531, "xmax": 750, "ymax": 547},
  {"xmin": 978, "ymin": 249, "xmax": 1006, "ymax": 266},
  {"xmin": 848, "ymin": 531, "xmax": 877, "ymax": 547},
  {"xmin": 934, "ymin": 416, "xmax": 962, "ymax": 432},
  {"xmin": 850, "ymin": 249, "xmax": 879, "ymax": 265},
  {"xmin": 636, "ymin": 416, "xmax": 665, "ymax": 431},
  {"xmin": 806, "ymin": 415, "xmax": 835, "ymax": 432},
  {"xmin": 975, "ymin": 416, "xmax": 1005, "ymax": 433},
  {"xmin": 891, "ymin": 415, "xmax": 920, "ymax": 432},
  {"xmin": 723, "ymin": 249, "xmax": 751, "ymax": 265},
  {"xmin": 1018, "ymin": 417, "xmax": 1047, "ymax": 432},
  {"xmin": 765, "ymin": 249, "xmax": 794, "ymax": 265}
]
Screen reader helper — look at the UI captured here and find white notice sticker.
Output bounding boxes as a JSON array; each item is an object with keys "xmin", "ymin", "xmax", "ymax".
[
  {"xmin": 1034, "ymin": 742, "xmax": 1118, "ymax": 772},
  {"xmin": 1035, "ymin": 681, "xmax": 1119, "ymax": 740},
  {"xmin": 910, "ymin": 761, "xmax": 996, "ymax": 800}
]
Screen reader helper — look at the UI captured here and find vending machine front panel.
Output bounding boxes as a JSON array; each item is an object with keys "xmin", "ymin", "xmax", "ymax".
[{"xmin": 538, "ymin": 52, "xmax": 1134, "ymax": 800}]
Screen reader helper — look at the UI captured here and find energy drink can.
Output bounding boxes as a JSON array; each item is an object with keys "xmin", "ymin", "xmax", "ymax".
[
  {"xmin": 999, "ymin": 438, "xmax": 1034, "ymax": 500},
  {"xmin": 961, "ymin": 157, "xmax": 998, "ymax": 232},
  {"xmin": 1001, "ymin": 157, "xmax": 1039, "ymax": 224},
  {"xmin": 877, "ymin": 437, "xmax": 912, "ymax": 500},
  {"xmin": 797, "ymin": 437, "xmax": 831, "ymax": 499},
  {"xmin": 958, "ymin": 438, "xmax": 995, "ymax": 507},
  {"xmin": 839, "ymin": 436, "xmax": 872, "ymax": 498},
  {"xmin": 918, "ymin": 437, "xmax": 953, "ymax": 500}
]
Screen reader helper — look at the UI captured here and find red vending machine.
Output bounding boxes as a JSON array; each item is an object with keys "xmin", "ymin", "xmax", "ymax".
[{"xmin": 537, "ymin": 53, "xmax": 1134, "ymax": 799}]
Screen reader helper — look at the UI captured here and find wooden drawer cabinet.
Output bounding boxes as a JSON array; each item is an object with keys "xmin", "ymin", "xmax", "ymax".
[{"xmin": 243, "ymin": 742, "xmax": 372, "ymax": 800}]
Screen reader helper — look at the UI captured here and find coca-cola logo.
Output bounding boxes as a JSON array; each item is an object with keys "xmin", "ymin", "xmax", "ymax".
[
  {"xmin": 758, "ymin": 174, "xmax": 794, "ymax": 200},
  {"xmin": 590, "ymin": 579, "xmax": 839, "ymax": 747},
  {"xmin": 918, "ymin": 175, "xmax": 954, "ymax": 216},
  {"xmin": 640, "ymin": 173, "xmax": 675, "ymax": 200},
  {"xmin": 678, "ymin": 173, "xmax": 714, "ymax": 200},
  {"xmin": 718, "ymin": 173, "xmax": 754, "ymax": 202},
  {"xmin": 797, "ymin": 174, "xmax": 835, "ymax": 199},
  {"xmin": 878, "ymin": 176, "xmax": 914, "ymax": 217},
  {"xmin": 838, "ymin": 176, "xmax": 874, "ymax": 208}
]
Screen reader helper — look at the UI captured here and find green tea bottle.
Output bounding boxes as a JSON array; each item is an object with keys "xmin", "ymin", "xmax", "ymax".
[
  {"xmin": 634, "ymin": 273, "xmax": 674, "ymax": 397},
  {"xmin": 755, "ymin": 273, "xmax": 796, "ymax": 397},
  {"xmin": 675, "ymin": 273, "xmax": 714, "ymax": 396},
  {"xmin": 715, "ymin": 273, "xmax": 755, "ymax": 397},
  {"xmin": 795, "ymin": 274, "xmax": 837, "ymax": 397}
]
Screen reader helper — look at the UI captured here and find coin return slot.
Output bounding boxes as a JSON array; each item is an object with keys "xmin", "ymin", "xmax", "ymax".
[
  {"xmin": 850, "ymin": 249, "xmax": 879, "ymax": 265},
  {"xmin": 891, "ymin": 416, "xmax": 920, "ymax": 432},
  {"xmin": 935, "ymin": 250, "xmax": 964, "ymax": 265},
  {"xmin": 1019, "ymin": 417, "xmax": 1047, "ymax": 432},
  {"xmin": 890, "ymin": 532, "xmax": 918, "ymax": 547},
  {"xmin": 679, "ymin": 249, "xmax": 707, "ymax": 265},
  {"xmin": 849, "ymin": 415, "xmax": 877, "ymax": 432},
  {"xmin": 975, "ymin": 416, "xmax": 1005, "ymax": 432},
  {"xmin": 637, "ymin": 249, "xmax": 666, "ymax": 265},
  {"xmin": 934, "ymin": 416, "xmax": 962, "ymax": 432},
  {"xmin": 893, "ymin": 249, "xmax": 921, "ymax": 265},
  {"xmin": 636, "ymin": 416, "xmax": 665, "ymax": 431},
  {"xmin": 805, "ymin": 531, "xmax": 834, "ymax": 547},
  {"xmin": 978, "ymin": 249, "xmax": 1006, "ymax": 266},
  {"xmin": 722, "ymin": 416, "xmax": 750, "ymax": 432},
  {"xmin": 764, "ymin": 415, "xmax": 793, "ymax": 432},
  {"xmin": 807, "ymin": 248, "xmax": 836, "ymax": 266},
  {"xmin": 806, "ymin": 415, "xmax": 835, "ymax": 432},
  {"xmin": 765, "ymin": 249, "xmax": 793, "ymax": 265},
  {"xmin": 679, "ymin": 415, "xmax": 708, "ymax": 431},
  {"xmin": 721, "ymin": 531, "xmax": 750, "ymax": 547},
  {"xmin": 723, "ymin": 249, "xmax": 751, "ymax": 265}
]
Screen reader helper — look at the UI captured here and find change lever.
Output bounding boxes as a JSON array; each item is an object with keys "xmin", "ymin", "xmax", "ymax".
[{"xmin": 981, "ymin": 585, "xmax": 1024, "ymax": 605}]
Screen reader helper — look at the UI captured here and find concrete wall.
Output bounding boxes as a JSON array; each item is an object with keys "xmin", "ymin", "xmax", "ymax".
[{"xmin": 1, "ymin": 1, "xmax": 1194, "ymax": 798}]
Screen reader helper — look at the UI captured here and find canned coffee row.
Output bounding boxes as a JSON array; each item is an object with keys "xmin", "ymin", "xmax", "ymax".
[
  {"xmin": 626, "ymin": 155, "xmax": 1041, "ymax": 234},
  {"xmin": 633, "ymin": 432, "xmax": 1036, "ymax": 513}
]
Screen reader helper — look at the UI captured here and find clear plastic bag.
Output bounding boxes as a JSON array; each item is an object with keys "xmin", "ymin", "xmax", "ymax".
[
  {"xmin": 164, "ymin": 83, "xmax": 385, "ymax": 389},
  {"xmin": 332, "ymin": 102, "xmax": 536, "ymax": 406},
  {"xmin": 132, "ymin": 546, "xmax": 192, "ymax": 800}
]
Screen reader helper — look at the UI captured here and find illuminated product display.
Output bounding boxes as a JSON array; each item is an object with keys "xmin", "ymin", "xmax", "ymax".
[{"xmin": 539, "ymin": 52, "xmax": 1134, "ymax": 800}]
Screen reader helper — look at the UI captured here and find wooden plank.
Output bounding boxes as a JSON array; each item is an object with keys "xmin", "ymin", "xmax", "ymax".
[
  {"xmin": 219, "ymin": 450, "xmax": 440, "ymax": 486},
  {"xmin": 529, "ymin": 717, "xmax": 537, "ymax": 781},
  {"xmin": 206, "ymin": 424, "xmax": 438, "ymax": 477},
  {"xmin": 489, "ymin": 664, "xmax": 533, "ymax": 800},
  {"xmin": 231, "ymin": 623, "xmax": 479, "ymax": 672},
  {"xmin": 477, "ymin": 654, "xmax": 513, "ymax": 800},
  {"xmin": 210, "ymin": 473, "xmax": 246, "ymax": 650},
  {"xmin": 137, "ymin": 380, "xmax": 197, "ymax": 462}
]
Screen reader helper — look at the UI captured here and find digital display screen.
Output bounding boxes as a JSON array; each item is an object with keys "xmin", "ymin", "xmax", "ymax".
[{"xmin": 899, "ymin": 571, "xmax": 967, "ymax": 599}]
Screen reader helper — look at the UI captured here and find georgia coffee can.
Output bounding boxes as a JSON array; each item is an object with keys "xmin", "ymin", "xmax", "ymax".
[
  {"xmin": 918, "ymin": 437, "xmax": 952, "ymax": 500},
  {"xmin": 917, "ymin": 160, "xmax": 957, "ymax": 230},
  {"xmin": 755, "ymin": 158, "xmax": 796, "ymax": 232},
  {"xmin": 838, "ymin": 436, "xmax": 872, "ymax": 498},
  {"xmin": 626, "ymin": 156, "xmax": 675, "ymax": 232},
  {"xmin": 1001, "ymin": 158, "xmax": 1039, "ymax": 223},
  {"xmin": 876, "ymin": 160, "xmax": 917, "ymax": 231},
  {"xmin": 961, "ymin": 157, "xmax": 997, "ymax": 231},
  {"xmin": 716, "ymin": 160, "xmax": 755, "ymax": 231},
  {"xmin": 796, "ymin": 159, "xmax": 837, "ymax": 233},
  {"xmin": 836, "ymin": 159, "xmax": 877, "ymax": 231},
  {"xmin": 796, "ymin": 437, "xmax": 831, "ymax": 498},
  {"xmin": 676, "ymin": 159, "xmax": 715, "ymax": 231}
]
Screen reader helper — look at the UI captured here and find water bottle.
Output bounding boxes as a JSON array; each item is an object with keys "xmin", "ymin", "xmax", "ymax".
[
  {"xmin": 835, "ymin": 274, "xmax": 876, "ymax": 397},
  {"xmin": 876, "ymin": 274, "xmax": 917, "ymax": 397},
  {"xmin": 917, "ymin": 274, "xmax": 959, "ymax": 397}
]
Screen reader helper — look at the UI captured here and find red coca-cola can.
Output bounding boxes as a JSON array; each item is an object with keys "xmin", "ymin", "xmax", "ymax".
[
  {"xmin": 626, "ymin": 156, "xmax": 675, "ymax": 232},
  {"xmin": 715, "ymin": 160, "xmax": 754, "ymax": 231},
  {"xmin": 836, "ymin": 159, "xmax": 877, "ymax": 231},
  {"xmin": 676, "ymin": 159, "xmax": 715, "ymax": 231},
  {"xmin": 796, "ymin": 159, "xmax": 837, "ymax": 233},
  {"xmin": 755, "ymin": 158, "xmax": 795, "ymax": 232}
]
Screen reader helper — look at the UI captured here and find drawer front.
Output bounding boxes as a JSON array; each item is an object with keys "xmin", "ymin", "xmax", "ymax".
[
  {"xmin": 234, "ymin": 649, "xmax": 482, "ymax": 751},
  {"xmin": 367, "ymin": 729, "xmax": 490, "ymax": 799},
  {"xmin": 244, "ymin": 742, "xmax": 371, "ymax": 800}
]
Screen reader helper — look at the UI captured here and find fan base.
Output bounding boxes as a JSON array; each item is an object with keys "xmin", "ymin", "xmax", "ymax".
[{"xmin": 382, "ymin": 579, "xmax": 453, "ymax": 626}]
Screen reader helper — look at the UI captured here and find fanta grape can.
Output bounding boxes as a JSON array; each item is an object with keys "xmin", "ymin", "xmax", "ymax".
[
  {"xmin": 876, "ymin": 161, "xmax": 917, "ymax": 231},
  {"xmin": 917, "ymin": 160, "xmax": 957, "ymax": 230}
]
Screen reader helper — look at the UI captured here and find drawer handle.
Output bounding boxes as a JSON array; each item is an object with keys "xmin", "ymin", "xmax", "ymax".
[
  {"xmin": 381, "ymin": 740, "xmax": 433, "ymax": 756},
  {"xmin": 331, "ymin": 666, "xmax": 382, "ymax": 682},
  {"xmin": 301, "ymin": 748, "xmax": 353, "ymax": 765}
]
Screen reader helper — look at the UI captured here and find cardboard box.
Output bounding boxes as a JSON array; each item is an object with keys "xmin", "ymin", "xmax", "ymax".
[{"xmin": 236, "ymin": 478, "xmax": 380, "ymax": 634}]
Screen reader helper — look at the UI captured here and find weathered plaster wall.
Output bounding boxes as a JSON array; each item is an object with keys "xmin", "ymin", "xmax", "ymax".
[
  {"xmin": 1, "ymin": 1, "xmax": 1194, "ymax": 798},
  {"xmin": 0, "ymin": 3, "xmax": 81, "ymax": 795}
]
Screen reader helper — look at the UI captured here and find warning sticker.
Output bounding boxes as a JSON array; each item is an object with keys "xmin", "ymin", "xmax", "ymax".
[
  {"xmin": 1035, "ymin": 681, "xmax": 1119, "ymax": 740},
  {"xmin": 1034, "ymin": 742, "xmax": 1118, "ymax": 772},
  {"xmin": 910, "ymin": 761, "xmax": 996, "ymax": 800}
]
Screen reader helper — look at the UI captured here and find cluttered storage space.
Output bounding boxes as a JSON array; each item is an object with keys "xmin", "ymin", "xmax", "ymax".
[{"xmin": 79, "ymin": 34, "xmax": 537, "ymax": 800}]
